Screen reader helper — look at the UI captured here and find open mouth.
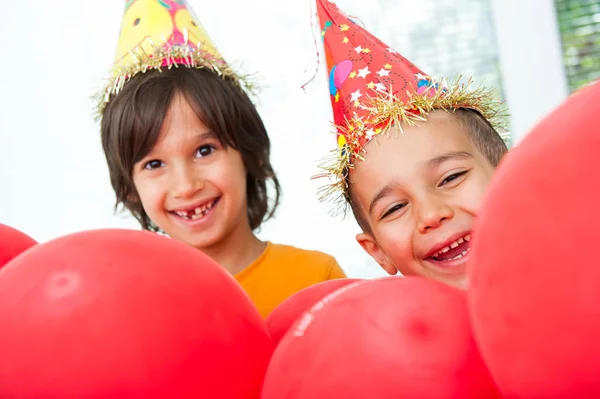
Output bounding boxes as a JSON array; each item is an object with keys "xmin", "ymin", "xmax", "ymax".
[
  {"xmin": 170, "ymin": 198, "xmax": 220, "ymax": 221},
  {"xmin": 428, "ymin": 234, "xmax": 471, "ymax": 262}
]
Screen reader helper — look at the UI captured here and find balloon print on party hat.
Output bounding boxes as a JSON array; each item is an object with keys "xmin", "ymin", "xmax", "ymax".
[
  {"xmin": 313, "ymin": 0, "xmax": 507, "ymax": 210},
  {"xmin": 96, "ymin": 0, "xmax": 257, "ymax": 116}
]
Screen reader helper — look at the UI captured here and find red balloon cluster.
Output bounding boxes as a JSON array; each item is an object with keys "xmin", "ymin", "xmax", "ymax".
[
  {"xmin": 262, "ymin": 277, "xmax": 499, "ymax": 398},
  {"xmin": 0, "ymin": 225, "xmax": 501, "ymax": 399}
]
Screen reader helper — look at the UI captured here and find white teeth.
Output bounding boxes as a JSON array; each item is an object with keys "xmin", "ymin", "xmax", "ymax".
[
  {"xmin": 190, "ymin": 211, "xmax": 205, "ymax": 220},
  {"xmin": 450, "ymin": 248, "xmax": 471, "ymax": 261},
  {"xmin": 431, "ymin": 236, "xmax": 471, "ymax": 260},
  {"xmin": 173, "ymin": 199, "xmax": 216, "ymax": 220},
  {"xmin": 447, "ymin": 247, "xmax": 471, "ymax": 261}
]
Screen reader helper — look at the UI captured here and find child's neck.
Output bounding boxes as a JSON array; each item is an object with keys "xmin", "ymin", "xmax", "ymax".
[{"xmin": 200, "ymin": 225, "xmax": 266, "ymax": 276}]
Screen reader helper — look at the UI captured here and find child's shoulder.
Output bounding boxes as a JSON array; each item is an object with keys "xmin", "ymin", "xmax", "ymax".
[
  {"xmin": 260, "ymin": 242, "xmax": 347, "ymax": 280},
  {"xmin": 267, "ymin": 242, "xmax": 338, "ymax": 268}
]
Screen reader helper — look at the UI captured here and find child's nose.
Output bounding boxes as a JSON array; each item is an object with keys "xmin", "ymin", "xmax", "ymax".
[
  {"xmin": 170, "ymin": 168, "xmax": 205, "ymax": 198},
  {"xmin": 416, "ymin": 200, "xmax": 454, "ymax": 233}
]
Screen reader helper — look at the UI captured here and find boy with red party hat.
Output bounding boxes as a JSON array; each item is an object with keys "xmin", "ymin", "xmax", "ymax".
[{"xmin": 314, "ymin": 0, "xmax": 509, "ymax": 289}]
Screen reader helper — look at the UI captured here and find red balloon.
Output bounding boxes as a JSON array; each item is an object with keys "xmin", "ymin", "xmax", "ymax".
[
  {"xmin": 266, "ymin": 278, "xmax": 363, "ymax": 344},
  {"xmin": 0, "ymin": 229, "xmax": 273, "ymax": 398},
  {"xmin": 262, "ymin": 276, "xmax": 499, "ymax": 398},
  {"xmin": 0, "ymin": 223, "xmax": 37, "ymax": 268},
  {"xmin": 468, "ymin": 81, "xmax": 600, "ymax": 398}
]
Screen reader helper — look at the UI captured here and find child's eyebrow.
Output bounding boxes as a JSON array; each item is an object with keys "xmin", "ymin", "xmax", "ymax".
[
  {"xmin": 140, "ymin": 131, "xmax": 217, "ymax": 159},
  {"xmin": 369, "ymin": 183, "xmax": 398, "ymax": 216},
  {"xmin": 424, "ymin": 151, "xmax": 473, "ymax": 169},
  {"xmin": 193, "ymin": 131, "xmax": 217, "ymax": 141}
]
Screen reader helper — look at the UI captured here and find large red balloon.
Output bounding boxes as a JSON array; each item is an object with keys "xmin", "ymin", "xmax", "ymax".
[
  {"xmin": 0, "ymin": 229, "xmax": 273, "ymax": 398},
  {"xmin": 266, "ymin": 278, "xmax": 364, "ymax": 344},
  {"xmin": 0, "ymin": 223, "xmax": 37, "ymax": 268},
  {"xmin": 262, "ymin": 276, "xmax": 499, "ymax": 398},
  {"xmin": 468, "ymin": 81, "xmax": 600, "ymax": 398}
]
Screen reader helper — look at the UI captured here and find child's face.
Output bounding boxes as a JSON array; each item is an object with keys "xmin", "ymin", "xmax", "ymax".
[
  {"xmin": 351, "ymin": 111, "xmax": 495, "ymax": 289},
  {"xmin": 132, "ymin": 93, "xmax": 249, "ymax": 251}
]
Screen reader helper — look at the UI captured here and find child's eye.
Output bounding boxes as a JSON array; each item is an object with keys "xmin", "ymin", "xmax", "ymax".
[
  {"xmin": 381, "ymin": 203, "xmax": 406, "ymax": 219},
  {"xmin": 440, "ymin": 171, "xmax": 468, "ymax": 187},
  {"xmin": 195, "ymin": 145, "xmax": 216, "ymax": 158},
  {"xmin": 144, "ymin": 159, "xmax": 164, "ymax": 170}
]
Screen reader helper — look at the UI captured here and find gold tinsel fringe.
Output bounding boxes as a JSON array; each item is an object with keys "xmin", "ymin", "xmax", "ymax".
[
  {"xmin": 313, "ymin": 76, "xmax": 510, "ymax": 217},
  {"xmin": 93, "ymin": 40, "xmax": 260, "ymax": 120}
]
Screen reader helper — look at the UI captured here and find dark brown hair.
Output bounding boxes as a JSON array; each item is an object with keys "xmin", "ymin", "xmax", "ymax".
[
  {"xmin": 100, "ymin": 67, "xmax": 281, "ymax": 232},
  {"xmin": 348, "ymin": 108, "xmax": 508, "ymax": 233}
]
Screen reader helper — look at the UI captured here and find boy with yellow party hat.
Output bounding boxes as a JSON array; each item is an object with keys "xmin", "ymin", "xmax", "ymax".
[
  {"xmin": 314, "ymin": 0, "xmax": 508, "ymax": 289},
  {"xmin": 98, "ymin": 0, "xmax": 346, "ymax": 318}
]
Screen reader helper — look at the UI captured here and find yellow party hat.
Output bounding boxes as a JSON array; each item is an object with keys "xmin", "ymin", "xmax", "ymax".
[{"xmin": 96, "ymin": 0, "xmax": 256, "ymax": 115}]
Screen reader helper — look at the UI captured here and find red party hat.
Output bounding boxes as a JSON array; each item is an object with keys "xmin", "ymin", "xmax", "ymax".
[{"xmin": 315, "ymin": 0, "xmax": 505, "ymax": 208}]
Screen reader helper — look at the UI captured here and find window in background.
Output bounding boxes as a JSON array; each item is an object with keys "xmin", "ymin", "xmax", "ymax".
[
  {"xmin": 386, "ymin": 0, "xmax": 503, "ymax": 94},
  {"xmin": 374, "ymin": 0, "xmax": 509, "ymax": 144},
  {"xmin": 556, "ymin": 0, "xmax": 600, "ymax": 92}
]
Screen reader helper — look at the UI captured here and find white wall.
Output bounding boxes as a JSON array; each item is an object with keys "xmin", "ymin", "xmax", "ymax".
[
  {"xmin": 491, "ymin": 0, "xmax": 569, "ymax": 145},
  {"xmin": 0, "ymin": 0, "xmax": 568, "ymax": 278}
]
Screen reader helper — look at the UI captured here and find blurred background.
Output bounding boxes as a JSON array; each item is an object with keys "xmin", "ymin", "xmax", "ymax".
[{"xmin": 0, "ymin": 0, "xmax": 598, "ymax": 277}]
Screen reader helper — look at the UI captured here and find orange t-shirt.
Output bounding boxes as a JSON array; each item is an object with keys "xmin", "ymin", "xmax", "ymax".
[{"xmin": 235, "ymin": 242, "xmax": 347, "ymax": 318}]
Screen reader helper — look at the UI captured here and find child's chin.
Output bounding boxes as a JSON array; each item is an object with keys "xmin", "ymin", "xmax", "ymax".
[
  {"xmin": 441, "ymin": 275, "xmax": 469, "ymax": 290},
  {"xmin": 422, "ymin": 258, "xmax": 468, "ymax": 287}
]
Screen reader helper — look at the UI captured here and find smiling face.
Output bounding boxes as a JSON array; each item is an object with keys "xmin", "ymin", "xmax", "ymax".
[
  {"xmin": 132, "ymin": 93, "xmax": 250, "ymax": 251},
  {"xmin": 351, "ymin": 110, "xmax": 496, "ymax": 289}
]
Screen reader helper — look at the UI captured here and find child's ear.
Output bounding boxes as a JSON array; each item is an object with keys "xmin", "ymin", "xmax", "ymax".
[{"xmin": 355, "ymin": 232, "xmax": 398, "ymax": 276}]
